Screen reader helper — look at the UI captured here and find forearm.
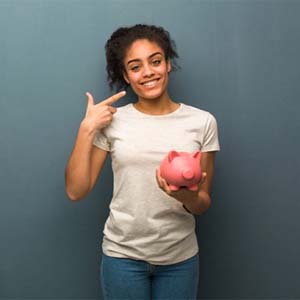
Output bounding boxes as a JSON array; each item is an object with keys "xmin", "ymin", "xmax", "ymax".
[
  {"xmin": 65, "ymin": 120, "xmax": 96, "ymax": 200},
  {"xmin": 183, "ymin": 190, "xmax": 211, "ymax": 215}
]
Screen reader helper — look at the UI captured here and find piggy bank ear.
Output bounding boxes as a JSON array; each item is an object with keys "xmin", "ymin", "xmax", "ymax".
[
  {"xmin": 168, "ymin": 150, "xmax": 179, "ymax": 162},
  {"xmin": 191, "ymin": 151, "xmax": 201, "ymax": 160}
]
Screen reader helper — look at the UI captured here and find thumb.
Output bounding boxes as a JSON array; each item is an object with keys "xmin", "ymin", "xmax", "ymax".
[
  {"xmin": 85, "ymin": 92, "xmax": 94, "ymax": 109},
  {"xmin": 200, "ymin": 172, "xmax": 207, "ymax": 185}
]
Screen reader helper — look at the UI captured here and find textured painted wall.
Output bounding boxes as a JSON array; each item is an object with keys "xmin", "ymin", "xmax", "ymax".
[{"xmin": 1, "ymin": 0, "xmax": 300, "ymax": 299}]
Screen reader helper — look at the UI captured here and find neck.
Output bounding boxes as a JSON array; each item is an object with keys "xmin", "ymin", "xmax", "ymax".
[{"xmin": 134, "ymin": 91, "xmax": 179, "ymax": 115}]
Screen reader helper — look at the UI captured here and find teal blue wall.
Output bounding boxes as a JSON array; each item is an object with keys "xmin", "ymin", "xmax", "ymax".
[{"xmin": 1, "ymin": 0, "xmax": 300, "ymax": 299}]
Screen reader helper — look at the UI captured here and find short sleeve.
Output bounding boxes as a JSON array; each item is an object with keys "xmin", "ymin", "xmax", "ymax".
[
  {"xmin": 93, "ymin": 130, "xmax": 111, "ymax": 152},
  {"xmin": 201, "ymin": 113, "xmax": 220, "ymax": 152}
]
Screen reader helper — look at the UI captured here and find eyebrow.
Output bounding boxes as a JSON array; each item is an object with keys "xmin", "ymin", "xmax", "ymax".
[{"xmin": 126, "ymin": 52, "xmax": 163, "ymax": 65}]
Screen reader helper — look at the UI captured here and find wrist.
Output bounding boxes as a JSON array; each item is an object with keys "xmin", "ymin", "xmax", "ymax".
[
  {"xmin": 183, "ymin": 204, "xmax": 192, "ymax": 214},
  {"xmin": 183, "ymin": 191, "xmax": 211, "ymax": 215},
  {"xmin": 80, "ymin": 119, "xmax": 98, "ymax": 137}
]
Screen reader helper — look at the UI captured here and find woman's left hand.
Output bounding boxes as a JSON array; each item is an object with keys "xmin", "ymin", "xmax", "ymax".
[{"xmin": 155, "ymin": 168, "xmax": 207, "ymax": 205}]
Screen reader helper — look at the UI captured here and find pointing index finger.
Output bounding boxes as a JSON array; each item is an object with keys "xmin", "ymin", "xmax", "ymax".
[{"xmin": 101, "ymin": 91, "xmax": 126, "ymax": 106}]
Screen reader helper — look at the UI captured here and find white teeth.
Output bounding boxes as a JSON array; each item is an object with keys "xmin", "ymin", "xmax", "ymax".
[{"xmin": 143, "ymin": 80, "xmax": 158, "ymax": 87}]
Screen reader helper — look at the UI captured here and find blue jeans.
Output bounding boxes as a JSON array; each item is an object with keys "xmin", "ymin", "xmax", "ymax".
[{"xmin": 100, "ymin": 253, "xmax": 199, "ymax": 300}]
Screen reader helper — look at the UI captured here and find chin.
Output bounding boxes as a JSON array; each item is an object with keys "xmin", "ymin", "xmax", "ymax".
[
  {"xmin": 140, "ymin": 92, "xmax": 163, "ymax": 100},
  {"xmin": 135, "ymin": 87, "xmax": 167, "ymax": 100}
]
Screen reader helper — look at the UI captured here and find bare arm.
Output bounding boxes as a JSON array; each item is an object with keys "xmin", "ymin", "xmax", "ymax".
[
  {"xmin": 189, "ymin": 151, "xmax": 216, "ymax": 214},
  {"xmin": 65, "ymin": 91, "xmax": 126, "ymax": 201},
  {"xmin": 65, "ymin": 122, "xmax": 108, "ymax": 201}
]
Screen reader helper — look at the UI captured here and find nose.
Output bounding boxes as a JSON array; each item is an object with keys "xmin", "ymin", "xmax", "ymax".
[
  {"xmin": 142, "ymin": 63, "xmax": 154, "ymax": 77},
  {"xmin": 182, "ymin": 169, "xmax": 194, "ymax": 180}
]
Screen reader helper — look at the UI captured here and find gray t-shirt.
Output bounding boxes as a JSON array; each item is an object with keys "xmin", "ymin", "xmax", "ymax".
[{"xmin": 93, "ymin": 103, "xmax": 220, "ymax": 265}]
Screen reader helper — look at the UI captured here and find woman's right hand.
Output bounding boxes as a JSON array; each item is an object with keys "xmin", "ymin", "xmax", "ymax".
[{"xmin": 83, "ymin": 91, "xmax": 126, "ymax": 131}]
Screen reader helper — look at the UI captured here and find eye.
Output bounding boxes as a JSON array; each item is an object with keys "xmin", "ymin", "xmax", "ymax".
[
  {"xmin": 130, "ymin": 65, "xmax": 140, "ymax": 71},
  {"xmin": 152, "ymin": 59, "xmax": 161, "ymax": 66}
]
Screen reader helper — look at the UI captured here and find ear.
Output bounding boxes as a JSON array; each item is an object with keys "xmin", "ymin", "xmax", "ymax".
[
  {"xmin": 191, "ymin": 151, "xmax": 201, "ymax": 160},
  {"xmin": 123, "ymin": 71, "xmax": 130, "ymax": 84},
  {"xmin": 168, "ymin": 150, "xmax": 179, "ymax": 162},
  {"xmin": 167, "ymin": 59, "xmax": 172, "ymax": 73}
]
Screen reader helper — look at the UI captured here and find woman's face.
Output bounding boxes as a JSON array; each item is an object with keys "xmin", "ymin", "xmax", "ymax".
[{"xmin": 123, "ymin": 39, "xmax": 171, "ymax": 101}]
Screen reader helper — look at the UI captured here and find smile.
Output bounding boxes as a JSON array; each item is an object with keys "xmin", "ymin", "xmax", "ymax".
[{"xmin": 141, "ymin": 79, "xmax": 160, "ymax": 88}]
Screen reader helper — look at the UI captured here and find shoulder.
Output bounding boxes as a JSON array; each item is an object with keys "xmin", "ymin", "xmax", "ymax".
[
  {"xmin": 112, "ymin": 103, "xmax": 134, "ymax": 120},
  {"xmin": 181, "ymin": 103, "xmax": 217, "ymax": 122},
  {"xmin": 115, "ymin": 103, "xmax": 132, "ymax": 114}
]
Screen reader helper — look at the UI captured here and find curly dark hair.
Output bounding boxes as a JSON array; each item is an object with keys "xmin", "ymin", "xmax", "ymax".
[{"xmin": 105, "ymin": 24, "xmax": 179, "ymax": 91}]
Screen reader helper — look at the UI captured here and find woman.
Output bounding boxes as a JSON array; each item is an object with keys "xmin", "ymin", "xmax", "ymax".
[{"xmin": 65, "ymin": 24, "xmax": 220, "ymax": 300}]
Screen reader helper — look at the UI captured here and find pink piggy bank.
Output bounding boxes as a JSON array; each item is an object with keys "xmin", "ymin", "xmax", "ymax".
[{"xmin": 159, "ymin": 150, "xmax": 202, "ymax": 191}]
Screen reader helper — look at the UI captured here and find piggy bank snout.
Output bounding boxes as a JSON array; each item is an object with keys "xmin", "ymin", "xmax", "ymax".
[
  {"xmin": 159, "ymin": 150, "xmax": 202, "ymax": 191},
  {"xmin": 182, "ymin": 169, "xmax": 194, "ymax": 180}
]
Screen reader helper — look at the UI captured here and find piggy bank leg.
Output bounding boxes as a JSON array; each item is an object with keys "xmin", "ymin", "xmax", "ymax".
[
  {"xmin": 169, "ymin": 184, "xmax": 180, "ymax": 191},
  {"xmin": 188, "ymin": 184, "xmax": 198, "ymax": 191}
]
